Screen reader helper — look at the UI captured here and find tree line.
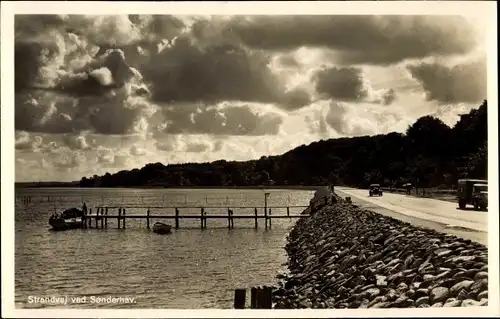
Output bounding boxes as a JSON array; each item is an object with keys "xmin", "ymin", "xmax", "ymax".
[{"xmin": 79, "ymin": 100, "xmax": 487, "ymax": 189}]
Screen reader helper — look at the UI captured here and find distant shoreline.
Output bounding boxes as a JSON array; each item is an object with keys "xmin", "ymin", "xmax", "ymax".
[{"xmin": 15, "ymin": 183, "xmax": 322, "ymax": 191}]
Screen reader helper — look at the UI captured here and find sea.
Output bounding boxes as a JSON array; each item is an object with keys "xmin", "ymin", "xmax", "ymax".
[{"xmin": 14, "ymin": 187, "xmax": 315, "ymax": 309}]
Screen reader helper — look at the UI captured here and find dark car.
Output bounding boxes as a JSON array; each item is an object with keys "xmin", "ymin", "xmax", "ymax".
[{"xmin": 369, "ymin": 184, "xmax": 383, "ymax": 197}]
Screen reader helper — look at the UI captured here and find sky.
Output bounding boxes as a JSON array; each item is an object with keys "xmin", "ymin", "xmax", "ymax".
[{"xmin": 11, "ymin": 10, "xmax": 490, "ymax": 182}]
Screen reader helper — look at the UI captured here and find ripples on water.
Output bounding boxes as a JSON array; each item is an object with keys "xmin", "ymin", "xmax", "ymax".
[{"xmin": 15, "ymin": 188, "xmax": 314, "ymax": 309}]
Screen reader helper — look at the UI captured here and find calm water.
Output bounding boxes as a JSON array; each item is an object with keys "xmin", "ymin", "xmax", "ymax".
[{"xmin": 14, "ymin": 187, "xmax": 315, "ymax": 309}]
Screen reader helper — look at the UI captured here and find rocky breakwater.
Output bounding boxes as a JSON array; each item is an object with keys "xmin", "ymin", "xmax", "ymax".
[{"xmin": 273, "ymin": 195, "xmax": 488, "ymax": 309}]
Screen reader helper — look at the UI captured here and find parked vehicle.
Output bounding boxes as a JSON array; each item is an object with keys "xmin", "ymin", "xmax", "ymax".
[
  {"xmin": 369, "ymin": 184, "xmax": 383, "ymax": 196},
  {"xmin": 472, "ymin": 183, "xmax": 488, "ymax": 210},
  {"xmin": 457, "ymin": 179, "xmax": 488, "ymax": 210}
]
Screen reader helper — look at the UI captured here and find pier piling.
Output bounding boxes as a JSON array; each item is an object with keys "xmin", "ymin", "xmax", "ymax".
[
  {"xmin": 83, "ymin": 204, "xmax": 308, "ymax": 231},
  {"xmin": 264, "ymin": 209, "xmax": 268, "ymax": 229},
  {"xmin": 237, "ymin": 286, "xmax": 273, "ymax": 309},
  {"xmin": 101, "ymin": 208, "xmax": 105, "ymax": 228},
  {"xmin": 268, "ymin": 209, "xmax": 272, "ymax": 228},
  {"xmin": 118, "ymin": 208, "xmax": 121, "ymax": 229},
  {"xmin": 200, "ymin": 208, "xmax": 205, "ymax": 229},
  {"xmin": 98, "ymin": 208, "xmax": 101, "ymax": 228},
  {"xmin": 97, "ymin": 208, "xmax": 101, "ymax": 229},
  {"xmin": 89, "ymin": 208, "xmax": 93, "ymax": 228},
  {"xmin": 254, "ymin": 208, "xmax": 258, "ymax": 228},
  {"xmin": 147, "ymin": 208, "xmax": 150, "ymax": 229},
  {"xmin": 100, "ymin": 208, "xmax": 104, "ymax": 229},
  {"xmin": 233, "ymin": 288, "xmax": 246, "ymax": 309},
  {"xmin": 175, "ymin": 208, "xmax": 179, "ymax": 229},
  {"xmin": 250, "ymin": 287, "xmax": 257, "ymax": 308},
  {"xmin": 123, "ymin": 209, "xmax": 126, "ymax": 229}
]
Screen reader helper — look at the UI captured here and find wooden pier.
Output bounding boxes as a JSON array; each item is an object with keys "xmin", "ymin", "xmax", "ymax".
[{"xmin": 81, "ymin": 205, "xmax": 309, "ymax": 230}]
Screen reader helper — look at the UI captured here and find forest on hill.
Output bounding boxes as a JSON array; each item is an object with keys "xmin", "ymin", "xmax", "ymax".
[{"xmin": 79, "ymin": 100, "xmax": 488, "ymax": 189}]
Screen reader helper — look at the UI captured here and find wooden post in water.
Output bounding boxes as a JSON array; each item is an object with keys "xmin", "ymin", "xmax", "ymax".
[
  {"xmin": 227, "ymin": 208, "xmax": 231, "ymax": 229},
  {"xmin": 250, "ymin": 287, "xmax": 257, "ymax": 308},
  {"xmin": 123, "ymin": 208, "xmax": 126, "ymax": 229},
  {"xmin": 200, "ymin": 208, "xmax": 205, "ymax": 229},
  {"xmin": 100, "ymin": 207, "xmax": 104, "ymax": 229},
  {"xmin": 118, "ymin": 208, "xmax": 121, "ymax": 229},
  {"xmin": 287, "ymin": 206, "xmax": 290, "ymax": 217},
  {"xmin": 147, "ymin": 208, "xmax": 150, "ymax": 229},
  {"xmin": 81, "ymin": 209, "xmax": 85, "ymax": 229},
  {"xmin": 96, "ymin": 208, "xmax": 100, "ymax": 229},
  {"xmin": 203, "ymin": 210, "xmax": 207, "ymax": 228},
  {"xmin": 175, "ymin": 208, "xmax": 179, "ymax": 229},
  {"xmin": 97, "ymin": 208, "xmax": 100, "ymax": 229},
  {"xmin": 105, "ymin": 207, "xmax": 108, "ymax": 228},
  {"xmin": 89, "ymin": 208, "xmax": 93, "ymax": 228},
  {"xmin": 263, "ymin": 286, "xmax": 273, "ymax": 308},
  {"xmin": 230, "ymin": 210, "xmax": 234, "ymax": 228},
  {"xmin": 268, "ymin": 208, "xmax": 272, "ymax": 228},
  {"xmin": 100, "ymin": 208, "xmax": 103, "ymax": 229},
  {"xmin": 88, "ymin": 208, "xmax": 92, "ymax": 228},
  {"xmin": 251, "ymin": 286, "xmax": 273, "ymax": 309},
  {"xmin": 233, "ymin": 288, "xmax": 246, "ymax": 309},
  {"xmin": 264, "ymin": 192, "xmax": 270, "ymax": 229},
  {"xmin": 264, "ymin": 207, "xmax": 268, "ymax": 229},
  {"xmin": 254, "ymin": 208, "xmax": 258, "ymax": 229}
]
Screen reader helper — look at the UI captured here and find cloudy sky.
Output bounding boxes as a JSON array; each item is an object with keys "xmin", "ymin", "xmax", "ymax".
[{"xmin": 10, "ymin": 7, "xmax": 491, "ymax": 182}]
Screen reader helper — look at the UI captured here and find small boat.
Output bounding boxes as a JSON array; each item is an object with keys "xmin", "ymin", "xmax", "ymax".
[
  {"xmin": 152, "ymin": 222, "xmax": 172, "ymax": 234},
  {"xmin": 49, "ymin": 207, "xmax": 84, "ymax": 231}
]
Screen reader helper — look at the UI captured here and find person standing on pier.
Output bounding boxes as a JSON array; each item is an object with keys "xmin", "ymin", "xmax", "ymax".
[{"xmin": 82, "ymin": 202, "xmax": 88, "ymax": 215}]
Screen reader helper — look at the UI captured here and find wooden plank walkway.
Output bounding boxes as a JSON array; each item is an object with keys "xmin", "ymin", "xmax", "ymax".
[
  {"xmin": 86, "ymin": 214, "xmax": 306, "ymax": 219},
  {"xmin": 82, "ymin": 204, "xmax": 309, "ymax": 230},
  {"xmin": 94, "ymin": 205, "xmax": 309, "ymax": 209}
]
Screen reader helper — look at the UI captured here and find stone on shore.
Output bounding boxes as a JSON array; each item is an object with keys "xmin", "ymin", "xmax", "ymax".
[{"xmin": 272, "ymin": 190, "xmax": 489, "ymax": 309}]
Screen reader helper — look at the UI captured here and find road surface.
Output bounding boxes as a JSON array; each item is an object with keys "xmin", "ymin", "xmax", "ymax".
[{"xmin": 335, "ymin": 186, "xmax": 488, "ymax": 246}]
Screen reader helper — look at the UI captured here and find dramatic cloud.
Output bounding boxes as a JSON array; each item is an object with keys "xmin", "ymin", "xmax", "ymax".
[
  {"xmin": 313, "ymin": 66, "xmax": 397, "ymax": 105},
  {"xmin": 11, "ymin": 13, "xmax": 488, "ymax": 181},
  {"xmin": 15, "ymin": 131, "xmax": 43, "ymax": 151},
  {"xmin": 53, "ymin": 151, "xmax": 87, "ymax": 172},
  {"xmin": 381, "ymin": 89, "xmax": 397, "ymax": 106},
  {"xmin": 325, "ymin": 102, "xmax": 350, "ymax": 135},
  {"xmin": 15, "ymin": 90, "xmax": 155, "ymax": 135},
  {"xmin": 225, "ymin": 15, "xmax": 478, "ymax": 65},
  {"xmin": 151, "ymin": 103, "xmax": 283, "ymax": 136},
  {"xmin": 140, "ymin": 38, "xmax": 285, "ymax": 105},
  {"xmin": 62, "ymin": 135, "xmax": 91, "ymax": 150},
  {"xmin": 315, "ymin": 67, "xmax": 368, "ymax": 101},
  {"xmin": 407, "ymin": 59, "xmax": 487, "ymax": 104}
]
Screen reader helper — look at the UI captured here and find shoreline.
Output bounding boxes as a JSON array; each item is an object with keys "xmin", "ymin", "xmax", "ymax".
[
  {"xmin": 14, "ymin": 183, "xmax": 325, "ymax": 191},
  {"xmin": 272, "ymin": 189, "xmax": 489, "ymax": 309},
  {"xmin": 15, "ymin": 184, "xmax": 323, "ymax": 191}
]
